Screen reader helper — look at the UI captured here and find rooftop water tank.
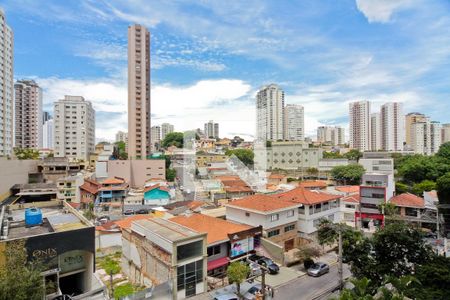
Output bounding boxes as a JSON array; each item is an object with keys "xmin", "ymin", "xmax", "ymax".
[{"xmin": 25, "ymin": 208, "xmax": 43, "ymax": 227}]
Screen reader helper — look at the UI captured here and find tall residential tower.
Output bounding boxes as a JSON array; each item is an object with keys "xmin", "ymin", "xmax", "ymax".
[
  {"xmin": 128, "ymin": 24, "xmax": 151, "ymax": 159},
  {"xmin": 256, "ymin": 84, "xmax": 284, "ymax": 141},
  {"xmin": 380, "ymin": 102, "xmax": 405, "ymax": 151},
  {"xmin": 349, "ymin": 101, "xmax": 371, "ymax": 151},
  {"xmin": 284, "ymin": 104, "xmax": 304, "ymax": 141}
]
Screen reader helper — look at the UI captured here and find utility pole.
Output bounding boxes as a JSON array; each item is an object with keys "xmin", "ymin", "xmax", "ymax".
[
  {"xmin": 261, "ymin": 268, "xmax": 266, "ymax": 300},
  {"xmin": 338, "ymin": 228, "xmax": 343, "ymax": 291},
  {"xmin": 437, "ymin": 205, "xmax": 440, "ymax": 239}
]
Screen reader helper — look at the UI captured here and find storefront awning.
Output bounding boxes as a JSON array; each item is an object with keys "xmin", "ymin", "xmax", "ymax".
[{"xmin": 207, "ymin": 257, "xmax": 229, "ymax": 271}]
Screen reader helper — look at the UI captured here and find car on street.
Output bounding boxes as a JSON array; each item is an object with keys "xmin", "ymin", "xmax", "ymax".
[
  {"xmin": 257, "ymin": 257, "xmax": 279, "ymax": 274},
  {"xmin": 213, "ymin": 293, "xmax": 239, "ymax": 300},
  {"xmin": 243, "ymin": 283, "xmax": 263, "ymax": 300},
  {"xmin": 307, "ymin": 262, "xmax": 330, "ymax": 277},
  {"xmin": 136, "ymin": 209, "xmax": 149, "ymax": 214},
  {"xmin": 123, "ymin": 209, "xmax": 134, "ymax": 215},
  {"xmin": 246, "ymin": 261, "xmax": 262, "ymax": 278}
]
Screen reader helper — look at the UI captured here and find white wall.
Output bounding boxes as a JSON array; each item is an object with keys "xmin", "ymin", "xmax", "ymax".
[
  {"xmin": 226, "ymin": 206, "xmax": 298, "ymax": 230},
  {"xmin": 298, "ymin": 201, "xmax": 342, "ymax": 235},
  {"xmin": 96, "ymin": 232, "xmax": 122, "ymax": 249},
  {"xmin": 0, "ymin": 159, "xmax": 38, "ymax": 199}
]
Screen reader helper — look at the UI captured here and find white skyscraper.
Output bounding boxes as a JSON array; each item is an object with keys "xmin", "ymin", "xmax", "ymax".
[
  {"xmin": 349, "ymin": 101, "xmax": 371, "ymax": 151},
  {"xmin": 43, "ymin": 118, "xmax": 54, "ymax": 149},
  {"xmin": 204, "ymin": 120, "xmax": 219, "ymax": 139},
  {"xmin": 161, "ymin": 123, "xmax": 174, "ymax": 140},
  {"xmin": 370, "ymin": 113, "xmax": 382, "ymax": 151},
  {"xmin": 54, "ymin": 96, "xmax": 95, "ymax": 161},
  {"xmin": 115, "ymin": 131, "xmax": 128, "ymax": 143},
  {"xmin": 317, "ymin": 126, "xmax": 345, "ymax": 146},
  {"xmin": 410, "ymin": 121, "xmax": 431, "ymax": 155},
  {"xmin": 381, "ymin": 102, "xmax": 405, "ymax": 151},
  {"xmin": 150, "ymin": 125, "xmax": 161, "ymax": 151},
  {"xmin": 256, "ymin": 84, "xmax": 284, "ymax": 141},
  {"xmin": 430, "ymin": 121, "xmax": 442, "ymax": 154},
  {"xmin": 0, "ymin": 9, "xmax": 13, "ymax": 156},
  {"xmin": 284, "ymin": 104, "xmax": 304, "ymax": 141}
]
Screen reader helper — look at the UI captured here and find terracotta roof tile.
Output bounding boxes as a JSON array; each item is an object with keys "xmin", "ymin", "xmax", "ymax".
[
  {"xmin": 299, "ymin": 180, "xmax": 327, "ymax": 188},
  {"xmin": 170, "ymin": 214, "xmax": 252, "ymax": 244},
  {"xmin": 390, "ymin": 193, "xmax": 424, "ymax": 208},
  {"xmin": 274, "ymin": 187, "xmax": 341, "ymax": 205},
  {"xmin": 115, "ymin": 215, "xmax": 153, "ymax": 230},
  {"xmin": 80, "ymin": 182, "xmax": 99, "ymax": 194},
  {"xmin": 227, "ymin": 194, "xmax": 300, "ymax": 212},
  {"xmin": 343, "ymin": 194, "xmax": 360, "ymax": 203},
  {"xmin": 269, "ymin": 174, "xmax": 286, "ymax": 179},
  {"xmin": 144, "ymin": 184, "xmax": 169, "ymax": 193},
  {"xmin": 335, "ymin": 186, "xmax": 360, "ymax": 194},
  {"xmin": 102, "ymin": 177, "xmax": 126, "ymax": 185}
]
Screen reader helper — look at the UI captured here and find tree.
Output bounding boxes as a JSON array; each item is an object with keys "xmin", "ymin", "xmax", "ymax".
[
  {"xmin": 227, "ymin": 262, "xmax": 249, "ymax": 296},
  {"xmin": 437, "ymin": 173, "xmax": 450, "ymax": 232},
  {"xmin": 323, "ymin": 151, "xmax": 343, "ymax": 159},
  {"xmin": 397, "ymin": 155, "xmax": 450, "ymax": 184},
  {"xmin": 395, "ymin": 182, "xmax": 409, "ymax": 194},
  {"xmin": 306, "ymin": 167, "xmax": 319, "ymax": 177},
  {"xmin": 331, "ymin": 164, "xmax": 365, "ymax": 185},
  {"xmin": 412, "ymin": 180, "xmax": 436, "ymax": 196},
  {"xmin": 296, "ymin": 244, "xmax": 321, "ymax": 269},
  {"xmin": 410, "ymin": 255, "xmax": 450, "ymax": 300},
  {"xmin": 0, "ymin": 240, "xmax": 45, "ymax": 300},
  {"xmin": 436, "ymin": 142, "xmax": 450, "ymax": 160},
  {"xmin": 13, "ymin": 148, "xmax": 39, "ymax": 160},
  {"xmin": 166, "ymin": 168, "xmax": 176, "ymax": 182},
  {"xmin": 161, "ymin": 132, "xmax": 184, "ymax": 148},
  {"xmin": 343, "ymin": 149, "xmax": 363, "ymax": 162},
  {"xmin": 114, "ymin": 141, "xmax": 128, "ymax": 160},
  {"xmin": 225, "ymin": 149, "xmax": 254, "ymax": 166}
]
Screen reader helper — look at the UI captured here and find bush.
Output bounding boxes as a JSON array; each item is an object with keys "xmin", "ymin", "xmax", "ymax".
[
  {"xmin": 287, "ymin": 177, "xmax": 296, "ymax": 182},
  {"xmin": 304, "ymin": 258, "xmax": 315, "ymax": 269}
]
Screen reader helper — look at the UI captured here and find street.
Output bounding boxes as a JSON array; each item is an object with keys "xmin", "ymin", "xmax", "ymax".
[{"xmin": 275, "ymin": 264, "xmax": 351, "ymax": 300}]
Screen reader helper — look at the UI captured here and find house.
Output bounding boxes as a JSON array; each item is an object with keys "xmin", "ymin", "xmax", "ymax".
[
  {"xmin": 334, "ymin": 185, "xmax": 360, "ymax": 196},
  {"xmin": 122, "ymin": 218, "xmax": 207, "ymax": 299},
  {"xmin": 226, "ymin": 194, "xmax": 300, "ymax": 251},
  {"xmin": 143, "ymin": 184, "xmax": 171, "ymax": 205},
  {"xmin": 342, "ymin": 194, "xmax": 360, "ymax": 226},
  {"xmin": 389, "ymin": 193, "xmax": 437, "ymax": 228},
  {"xmin": 79, "ymin": 178, "xmax": 101, "ymax": 209},
  {"xmin": 196, "ymin": 154, "xmax": 228, "ymax": 167},
  {"xmin": 96, "ymin": 177, "xmax": 129, "ymax": 213},
  {"xmin": 267, "ymin": 173, "xmax": 287, "ymax": 185},
  {"xmin": 216, "ymin": 175, "xmax": 254, "ymax": 199},
  {"xmin": 299, "ymin": 180, "xmax": 327, "ymax": 190},
  {"xmin": 56, "ymin": 174, "xmax": 84, "ymax": 208},
  {"xmin": 359, "ymin": 152, "xmax": 394, "ymax": 175},
  {"xmin": 170, "ymin": 213, "xmax": 261, "ymax": 277},
  {"xmin": 274, "ymin": 187, "xmax": 342, "ymax": 239}
]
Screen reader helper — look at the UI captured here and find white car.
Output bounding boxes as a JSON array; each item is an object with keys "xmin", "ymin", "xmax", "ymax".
[{"xmin": 213, "ymin": 293, "xmax": 238, "ymax": 300}]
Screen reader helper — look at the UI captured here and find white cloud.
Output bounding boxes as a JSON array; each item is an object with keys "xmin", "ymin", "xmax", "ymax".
[{"xmin": 355, "ymin": 0, "xmax": 415, "ymax": 23}]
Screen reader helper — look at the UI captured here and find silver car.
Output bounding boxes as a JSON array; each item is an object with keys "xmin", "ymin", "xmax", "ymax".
[
  {"xmin": 243, "ymin": 284, "xmax": 263, "ymax": 300},
  {"xmin": 307, "ymin": 262, "xmax": 330, "ymax": 277}
]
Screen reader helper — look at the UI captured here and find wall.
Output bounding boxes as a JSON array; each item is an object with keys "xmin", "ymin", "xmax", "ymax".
[
  {"xmin": 260, "ymin": 238, "xmax": 284, "ymax": 265},
  {"xmin": 107, "ymin": 160, "xmax": 165, "ymax": 188},
  {"xmin": 207, "ymin": 242, "xmax": 228, "ymax": 262},
  {"xmin": 0, "ymin": 159, "xmax": 38, "ymax": 200},
  {"xmin": 298, "ymin": 201, "xmax": 342, "ymax": 235},
  {"xmin": 95, "ymin": 232, "xmax": 122, "ymax": 249},
  {"xmin": 225, "ymin": 206, "xmax": 298, "ymax": 230}
]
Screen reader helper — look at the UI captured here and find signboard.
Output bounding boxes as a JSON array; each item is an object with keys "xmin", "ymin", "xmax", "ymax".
[{"xmin": 230, "ymin": 237, "xmax": 254, "ymax": 258}]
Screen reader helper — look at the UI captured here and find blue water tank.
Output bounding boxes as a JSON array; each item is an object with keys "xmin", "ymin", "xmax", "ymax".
[{"xmin": 25, "ymin": 208, "xmax": 43, "ymax": 226}]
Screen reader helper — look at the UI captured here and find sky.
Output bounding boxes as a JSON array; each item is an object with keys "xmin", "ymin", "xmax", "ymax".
[{"xmin": 3, "ymin": 0, "xmax": 450, "ymax": 141}]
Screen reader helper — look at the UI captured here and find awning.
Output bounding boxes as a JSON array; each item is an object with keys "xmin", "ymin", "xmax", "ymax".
[{"xmin": 207, "ymin": 257, "xmax": 229, "ymax": 271}]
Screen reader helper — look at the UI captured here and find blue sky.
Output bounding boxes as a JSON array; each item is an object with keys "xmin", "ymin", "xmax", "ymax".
[{"xmin": 3, "ymin": 0, "xmax": 450, "ymax": 140}]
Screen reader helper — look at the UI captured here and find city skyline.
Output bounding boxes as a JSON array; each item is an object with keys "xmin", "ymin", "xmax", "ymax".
[{"xmin": 2, "ymin": 1, "xmax": 450, "ymax": 141}]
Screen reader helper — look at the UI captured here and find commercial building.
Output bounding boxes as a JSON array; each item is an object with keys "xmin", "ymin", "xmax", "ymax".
[
  {"xmin": 317, "ymin": 126, "xmax": 345, "ymax": 146},
  {"xmin": 264, "ymin": 141, "xmax": 323, "ymax": 171},
  {"xmin": 0, "ymin": 9, "xmax": 14, "ymax": 156},
  {"xmin": 53, "ymin": 96, "xmax": 95, "ymax": 161},
  {"xmin": 405, "ymin": 112, "xmax": 428, "ymax": 149},
  {"xmin": 161, "ymin": 123, "xmax": 174, "ymax": 140},
  {"xmin": 0, "ymin": 200, "xmax": 101, "ymax": 298},
  {"xmin": 14, "ymin": 80, "xmax": 43, "ymax": 149},
  {"xmin": 204, "ymin": 120, "xmax": 219, "ymax": 139},
  {"xmin": 256, "ymin": 84, "xmax": 284, "ymax": 141},
  {"xmin": 349, "ymin": 101, "xmax": 371, "ymax": 151},
  {"xmin": 128, "ymin": 24, "xmax": 151, "ymax": 160},
  {"xmin": 106, "ymin": 159, "xmax": 165, "ymax": 188},
  {"xmin": 284, "ymin": 104, "xmax": 304, "ymax": 141},
  {"xmin": 226, "ymin": 194, "xmax": 300, "ymax": 251},
  {"xmin": 380, "ymin": 102, "xmax": 404, "ymax": 151},
  {"xmin": 370, "ymin": 113, "xmax": 381, "ymax": 151},
  {"xmin": 151, "ymin": 125, "xmax": 161, "ymax": 151},
  {"xmin": 122, "ymin": 218, "xmax": 207, "ymax": 299},
  {"xmin": 43, "ymin": 118, "xmax": 54, "ymax": 149}
]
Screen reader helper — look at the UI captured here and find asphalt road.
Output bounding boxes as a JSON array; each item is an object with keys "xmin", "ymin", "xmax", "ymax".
[{"xmin": 275, "ymin": 264, "xmax": 351, "ymax": 300}]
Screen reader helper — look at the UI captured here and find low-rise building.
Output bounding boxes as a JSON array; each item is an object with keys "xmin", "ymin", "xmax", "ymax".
[
  {"xmin": 318, "ymin": 159, "xmax": 349, "ymax": 173},
  {"xmin": 121, "ymin": 218, "xmax": 207, "ymax": 299},
  {"xmin": 96, "ymin": 177, "xmax": 129, "ymax": 213},
  {"xmin": 143, "ymin": 184, "xmax": 172, "ymax": 205},
  {"xmin": 226, "ymin": 194, "xmax": 300, "ymax": 251},
  {"xmin": 79, "ymin": 178, "xmax": 101, "ymax": 209},
  {"xmin": 106, "ymin": 159, "xmax": 165, "ymax": 188},
  {"xmin": 196, "ymin": 154, "xmax": 228, "ymax": 167},
  {"xmin": 389, "ymin": 193, "xmax": 437, "ymax": 228},
  {"xmin": 299, "ymin": 180, "xmax": 328, "ymax": 190},
  {"xmin": 56, "ymin": 174, "xmax": 84, "ymax": 208},
  {"xmin": 359, "ymin": 153, "xmax": 394, "ymax": 175},
  {"xmin": 38, "ymin": 157, "xmax": 85, "ymax": 183},
  {"xmin": 267, "ymin": 173, "xmax": 287, "ymax": 185}
]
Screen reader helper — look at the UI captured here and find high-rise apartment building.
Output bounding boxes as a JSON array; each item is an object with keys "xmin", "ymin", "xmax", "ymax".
[
  {"xmin": 256, "ymin": 84, "xmax": 284, "ymax": 141},
  {"xmin": 430, "ymin": 121, "xmax": 442, "ymax": 154},
  {"xmin": 442, "ymin": 124, "xmax": 450, "ymax": 143},
  {"xmin": 150, "ymin": 125, "xmax": 161, "ymax": 151},
  {"xmin": 115, "ymin": 131, "xmax": 128, "ymax": 143},
  {"xmin": 380, "ymin": 102, "xmax": 405, "ymax": 151},
  {"xmin": 204, "ymin": 120, "xmax": 219, "ymax": 139},
  {"xmin": 0, "ymin": 9, "xmax": 13, "ymax": 156},
  {"xmin": 43, "ymin": 118, "xmax": 54, "ymax": 149},
  {"xmin": 405, "ymin": 112, "xmax": 428, "ymax": 150},
  {"xmin": 284, "ymin": 104, "xmax": 304, "ymax": 141},
  {"xmin": 14, "ymin": 80, "xmax": 43, "ymax": 149},
  {"xmin": 128, "ymin": 24, "xmax": 151, "ymax": 159},
  {"xmin": 43, "ymin": 111, "xmax": 51, "ymax": 123},
  {"xmin": 410, "ymin": 121, "xmax": 430, "ymax": 155},
  {"xmin": 317, "ymin": 126, "xmax": 345, "ymax": 145},
  {"xmin": 54, "ymin": 96, "xmax": 95, "ymax": 161},
  {"xmin": 370, "ymin": 113, "xmax": 381, "ymax": 151},
  {"xmin": 349, "ymin": 101, "xmax": 371, "ymax": 151},
  {"xmin": 161, "ymin": 123, "xmax": 174, "ymax": 140}
]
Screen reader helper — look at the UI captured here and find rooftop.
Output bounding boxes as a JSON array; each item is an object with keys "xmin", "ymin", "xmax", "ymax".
[
  {"xmin": 170, "ymin": 213, "xmax": 251, "ymax": 245},
  {"xmin": 133, "ymin": 218, "xmax": 203, "ymax": 243},
  {"xmin": 274, "ymin": 187, "xmax": 341, "ymax": 205},
  {"xmin": 102, "ymin": 177, "xmax": 126, "ymax": 185},
  {"xmin": 114, "ymin": 215, "xmax": 153, "ymax": 230},
  {"xmin": 335, "ymin": 186, "xmax": 360, "ymax": 194},
  {"xmin": 227, "ymin": 194, "xmax": 300, "ymax": 213},
  {"xmin": 2, "ymin": 200, "xmax": 92, "ymax": 240},
  {"xmin": 298, "ymin": 180, "xmax": 328, "ymax": 189},
  {"xmin": 389, "ymin": 193, "xmax": 424, "ymax": 208},
  {"xmin": 144, "ymin": 184, "xmax": 169, "ymax": 193}
]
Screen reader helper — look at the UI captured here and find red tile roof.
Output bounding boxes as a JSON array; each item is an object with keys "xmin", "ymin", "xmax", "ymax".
[
  {"xmin": 170, "ymin": 214, "xmax": 252, "ymax": 244},
  {"xmin": 115, "ymin": 215, "xmax": 153, "ymax": 230},
  {"xmin": 335, "ymin": 186, "xmax": 360, "ymax": 194},
  {"xmin": 274, "ymin": 187, "xmax": 341, "ymax": 205},
  {"xmin": 102, "ymin": 177, "xmax": 126, "ymax": 185},
  {"xmin": 269, "ymin": 173, "xmax": 286, "ymax": 179},
  {"xmin": 390, "ymin": 193, "xmax": 424, "ymax": 208},
  {"xmin": 80, "ymin": 181, "xmax": 100, "ymax": 194},
  {"xmin": 343, "ymin": 194, "xmax": 360, "ymax": 203},
  {"xmin": 224, "ymin": 186, "xmax": 253, "ymax": 193},
  {"xmin": 227, "ymin": 194, "xmax": 300, "ymax": 212},
  {"xmin": 144, "ymin": 184, "xmax": 169, "ymax": 193},
  {"xmin": 299, "ymin": 180, "xmax": 328, "ymax": 189}
]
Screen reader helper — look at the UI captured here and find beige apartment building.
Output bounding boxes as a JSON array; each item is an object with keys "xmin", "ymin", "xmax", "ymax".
[
  {"xmin": 349, "ymin": 101, "xmax": 371, "ymax": 151},
  {"xmin": 405, "ymin": 112, "xmax": 428, "ymax": 149},
  {"xmin": 53, "ymin": 96, "xmax": 95, "ymax": 161},
  {"xmin": 128, "ymin": 24, "xmax": 151, "ymax": 159},
  {"xmin": 14, "ymin": 80, "xmax": 42, "ymax": 149},
  {"xmin": 0, "ymin": 9, "xmax": 14, "ymax": 156}
]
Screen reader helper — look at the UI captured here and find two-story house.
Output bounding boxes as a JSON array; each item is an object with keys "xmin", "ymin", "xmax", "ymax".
[
  {"xmin": 226, "ymin": 194, "xmax": 300, "ymax": 251},
  {"xmin": 96, "ymin": 177, "xmax": 129, "ymax": 212},
  {"xmin": 273, "ymin": 187, "xmax": 342, "ymax": 240},
  {"xmin": 170, "ymin": 213, "xmax": 261, "ymax": 277},
  {"xmin": 389, "ymin": 193, "xmax": 437, "ymax": 228}
]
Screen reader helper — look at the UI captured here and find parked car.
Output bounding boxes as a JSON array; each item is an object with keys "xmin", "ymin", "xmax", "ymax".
[
  {"xmin": 123, "ymin": 209, "xmax": 134, "ymax": 215},
  {"xmin": 243, "ymin": 283, "xmax": 263, "ymax": 300},
  {"xmin": 136, "ymin": 209, "xmax": 149, "ymax": 214},
  {"xmin": 248, "ymin": 254, "xmax": 263, "ymax": 263},
  {"xmin": 307, "ymin": 262, "xmax": 329, "ymax": 277},
  {"xmin": 257, "ymin": 257, "xmax": 279, "ymax": 274},
  {"xmin": 247, "ymin": 261, "xmax": 262, "ymax": 278},
  {"xmin": 213, "ymin": 293, "xmax": 239, "ymax": 300}
]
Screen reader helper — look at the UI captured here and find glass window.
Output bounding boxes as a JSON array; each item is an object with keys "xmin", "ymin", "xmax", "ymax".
[
  {"xmin": 270, "ymin": 214, "xmax": 279, "ymax": 222},
  {"xmin": 287, "ymin": 210, "xmax": 295, "ymax": 217},
  {"xmin": 284, "ymin": 224, "xmax": 295, "ymax": 232},
  {"xmin": 267, "ymin": 229, "xmax": 280, "ymax": 237},
  {"xmin": 207, "ymin": 245, "xmax": 221, "ymax": 257},
  {"xmin": 177, "ymin": 240, "xmax": 203, "ymax": 261},
  {"xmin": 298, "ymin": 207, "xmax": 305, "ymax": 215}
]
